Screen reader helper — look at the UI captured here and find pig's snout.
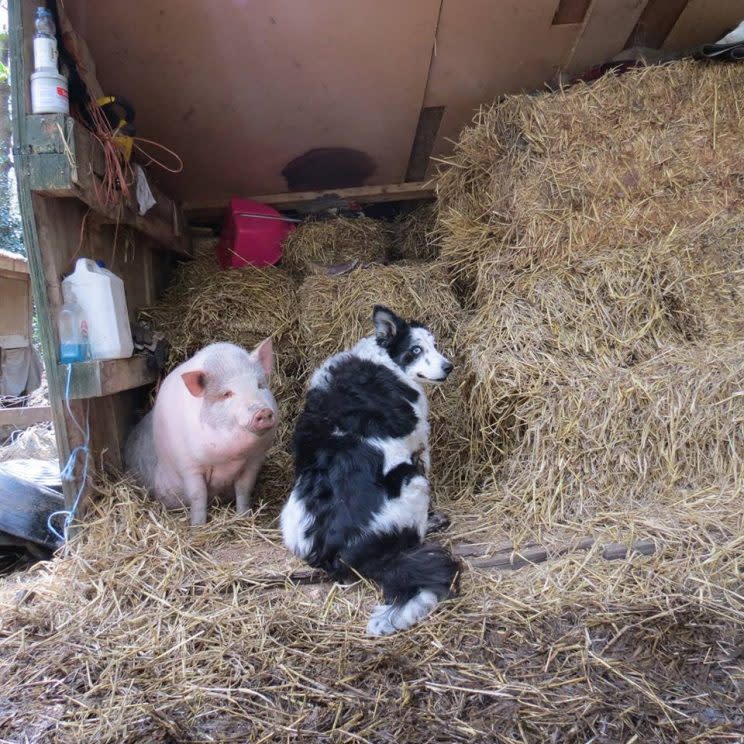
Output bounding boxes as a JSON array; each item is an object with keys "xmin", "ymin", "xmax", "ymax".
[{"xmin": 250, "ymin": 407, "xmax": 276, "ymax": 433}]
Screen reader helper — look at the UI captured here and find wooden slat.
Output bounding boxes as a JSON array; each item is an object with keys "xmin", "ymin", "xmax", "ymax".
[
  {"xmin": 0, "ymin": 405, "xmax": 52, "ymax": 427},
  {"xmin": 625, "ymin": 0, "xmax": 689, "ymax": 49},
  {"xmin": 25, "ymin": 114, "xmax": 191, "ymax": 257},
  {"xmin": 566, "ymin": 0, "xmax": 651, "ymax": 76},
  {"xmin": 185, "ymin": 181, "xmax": 435, "ymax": 219},
  {"xmin": 662, "ymin": 0, "xmax": 744, "ymax": 50},
  {"xmin": 61, "ymin": 355, "xmax": 158, "ymax": 400},
  {"xmin": 9, "ymin": 0, "xmax": 78, "ymax": 512},
  {"xmin": 468, "ymin": 537, "xmax": 657, "ymax": 570}
]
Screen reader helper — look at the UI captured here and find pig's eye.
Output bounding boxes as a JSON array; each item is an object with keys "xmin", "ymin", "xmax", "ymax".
[
  {"xmin": 257, "ymin": 381, "xmax": 266, "ymax": 390},
  {"xmin": 221, "ymin": 391, "xmax": 233, "ymax": 399}
]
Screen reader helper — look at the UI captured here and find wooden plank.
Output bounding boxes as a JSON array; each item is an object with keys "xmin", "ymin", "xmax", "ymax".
[
  {"xmin": 185, "ymin": 182, "xmax": 435, "ymax": 219},
  {"xmin": 0, "ymin": 249, "xmax": 29, "ymax": 274},
  {"xmin": 62, "ymin": 0, "xmax": 442, "ymax": 203},
  {"xmin": 0, "ymin": 470, "xmax": 64, "ymax": 549},
  {"xmin": 9, "ymin": 0, "xmax": 78, "ymax": 512},
  {"xmin": 61, "ymin": 355, "xmax": 158, "ymax": 400},
  {"xmin": 0, "ymin": 272, "xmax": 32, "ymax": 346},
  {"xmin": 663, "ymin": 0, "xmax": 744, "ymax": 50},
  {"xmin": 0, "ymin": 406, "xmax": 52, "ymax": 428},
  {"xmin": 25, "ymin": 114, "xmax": 191, "ymax": 257},
  {"xmin": 468, "ymin": 537, "xmax": 657, "ymax": 570},
  {"xmin": 422, "ymin": 0, "xmax": 583, "ymax": 175},
  {"xmin": 625, "ymin": 0, "xmax": 689, "ymax": 49},
  {"xmin": 565, "ymin": 0, "xmax": 650, "ymax": 76}
]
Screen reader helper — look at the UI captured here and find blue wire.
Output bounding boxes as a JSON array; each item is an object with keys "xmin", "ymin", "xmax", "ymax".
[{"xmin": 47, "ymin": 363, "xmax": 90, "ymax": 544}]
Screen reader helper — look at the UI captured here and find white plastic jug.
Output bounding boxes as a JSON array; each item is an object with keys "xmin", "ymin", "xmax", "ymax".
[{"xmin": 62, "ymin": 258, "xmax": 133, "ymax": 360}]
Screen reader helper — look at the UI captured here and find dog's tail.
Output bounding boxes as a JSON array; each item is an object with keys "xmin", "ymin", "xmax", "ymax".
[{"xmin": 362, "ymin": 542, "xmax": 460, "ymax": 636}]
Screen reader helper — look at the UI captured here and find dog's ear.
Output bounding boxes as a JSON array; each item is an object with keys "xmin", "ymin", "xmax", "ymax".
[{"xmin": 373, "ymin": 305, "xmax": 403, "ymax": 347}]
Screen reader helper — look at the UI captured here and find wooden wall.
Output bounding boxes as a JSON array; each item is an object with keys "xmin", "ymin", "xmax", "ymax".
[{"xmin": 62, "ymin": 0, "xmax": 744, "ymax": 206}]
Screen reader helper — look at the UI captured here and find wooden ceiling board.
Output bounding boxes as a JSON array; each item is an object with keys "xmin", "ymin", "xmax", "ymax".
[
  {"xmin": 62, "ymin": 0, "xmax": 441, "ymax": 203},
  {"xmin": 566, "ymin": 0, "xmax": 649, "ymax": 75},
  {"xmin": 662, "ymin": 0, "xmax": 744, "ymax": 49},
  {"xmin": 422, "ymin": 0, "xmax": 583, "ymax": 175}
]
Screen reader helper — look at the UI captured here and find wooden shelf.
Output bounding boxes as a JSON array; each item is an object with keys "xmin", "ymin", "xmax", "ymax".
[
  {"xmin": 25, "ymin": 114, "xmax": 191, "ymax": 257},
  {"xmin": 60, "ymin": 354, "xmax": 158, "ymax": 400},
  {"xmin": 185, "ymin": 181, "xmax": 435, "ymax": 220},
  {"xmin": 0, "ymin": 405, "xmax": 52, "ymax": 428}
]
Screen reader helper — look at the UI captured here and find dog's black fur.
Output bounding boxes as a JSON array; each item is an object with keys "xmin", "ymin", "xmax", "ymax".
[{"xmin": 285, "ymin": 306, "xmax": 460, "ymax": 632}]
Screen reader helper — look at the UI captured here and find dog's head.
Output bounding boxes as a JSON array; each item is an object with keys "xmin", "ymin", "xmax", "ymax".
[{"xmin": 372, "ymin": 305, "xmax": 453, "ymax": 385}]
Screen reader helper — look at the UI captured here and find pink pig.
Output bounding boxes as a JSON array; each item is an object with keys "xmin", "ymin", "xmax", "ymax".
[{"xmin": 124, "ymin": 340, "xmax": 278, "ymax": 525}]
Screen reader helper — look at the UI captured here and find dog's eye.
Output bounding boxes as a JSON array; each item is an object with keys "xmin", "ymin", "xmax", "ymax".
[
  {"xmin": 411, "ymin": 346, "xmax": 422, "ymax": 356},
  {"xmin": 222, "ymin": 390, "xmax": 234, "ymax": 399},
  {"xmin": 258, "ymin": 381, "xmax": 266, "ymax": 390}
]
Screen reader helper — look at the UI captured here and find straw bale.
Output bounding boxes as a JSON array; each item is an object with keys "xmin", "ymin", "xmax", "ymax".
[
  {"xmin": 474, "ymin": 218, "xmax": 744, "ymax": 358},
  {"xmin": 281, "ymin": 216, "xmax": 391, "ymax": 276},
  {"xmin": 389, "ymin": 203, "xmax": 438, "ymax": 261},
  {"xmin": 298, "ymin": 263, "xmax": 471, "ymax": 494},
  {"xmin": 141, "ymin": 259, "xmax": 302, "ymax": 404},
  {"xmin": 435, "ymin": 61, "xmax": 744, "ymax": 293},
  {"xmin": 0, "ymin": 479, "xmax": 740, "ymax": 742},
  {"xmin": 461, "ymin": 327, "xmax": 744, "ymax": 538}
]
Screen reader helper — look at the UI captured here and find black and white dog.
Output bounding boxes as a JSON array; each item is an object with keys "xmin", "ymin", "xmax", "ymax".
[{"xmin": 280, "ymin": 306, "xmax": 460, "ymax": 635}]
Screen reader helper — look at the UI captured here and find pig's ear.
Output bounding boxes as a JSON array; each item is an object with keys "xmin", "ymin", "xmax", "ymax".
[
  {"xmin": 181, "ymin": 370, "xmax": 207, "ymax": 397},
  {"xmin": 251, "ymin": 337, "xmax": 274, "ymax": 377}
]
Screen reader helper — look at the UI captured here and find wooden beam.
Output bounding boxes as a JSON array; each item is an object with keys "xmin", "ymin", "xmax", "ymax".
[
  {"xmin": 25, "ymin": 114, "xmax": 191, "ymax": 257},
  {"xmin": 9, "ymin": 0, "xmax": 78, "ymax": 512},
  {"xmin": 185, "ymin": 181, "xmax": 435, "ymax": 219},
  {"xmin": 0, "ymin": 405, "xmax": 52, "ymax": 428},
  {"xmin": 466, "ymin": 537, "xmax": 657, "ymax": 570},
  {"xmin": 60, "ymin": 355, "xmax": 159, "ymax": 400}
]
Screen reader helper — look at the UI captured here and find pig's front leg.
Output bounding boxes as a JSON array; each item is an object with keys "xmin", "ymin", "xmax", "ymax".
[
  {"xmin": 184, "ymin": 472, "xmax": 209, "ymax": 526},
  {"xmin": 234, "ymin": 460, "xmax": 263, "ymax": 515}
]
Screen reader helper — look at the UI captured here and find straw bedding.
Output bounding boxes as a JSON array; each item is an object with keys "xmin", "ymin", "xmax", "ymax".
[
  {"xmin": 0, "ymin": 485, "xmax": 740, "ymax": 742},
  {"xmin": 281, "ymin": 216, "xmax": 391, "ymax": 276},
  {"xmin": 1, "ymin": 60, "xmax": 743, "ymax": 741}
]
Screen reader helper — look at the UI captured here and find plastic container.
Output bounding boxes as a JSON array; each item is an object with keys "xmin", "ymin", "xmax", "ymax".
[
  {"xmin": 62, "ymin": 258, "xmax": 134, "ymax": 360},
  {"xmin": 58, "ymin": 300, "xmax": 90, "ymax": 363},
  {"xmin": 30, "ymin": 71, "xmax": 69, "ymax": 114},
  {"xmin": 33, "ymin": 7, "xmax": 58, "ymax": 72},
  {"xmin": 217, "ymin": 198, "xmax": 295, "ymax": 269}
]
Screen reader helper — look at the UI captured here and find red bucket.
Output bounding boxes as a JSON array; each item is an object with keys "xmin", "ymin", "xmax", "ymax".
[{"xmin": 217, "ymin": 198, "xmax": 295, "ymax": 269}]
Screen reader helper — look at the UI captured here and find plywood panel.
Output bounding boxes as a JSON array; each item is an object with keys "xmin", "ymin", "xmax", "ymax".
[
  {"xmin": 663, "ymin": 0, "xmax": 744, "ymax": 50},
  {"xmin": 63, "ymin": 0, "xmax": 441, "ymax": 204},
  {"xmin": 425, "ymin": 1, "xmax": 580, "ymax": 108},
  {"xmin": 423, "ymin": 0, "xmax": 582, "ymax": 173},
  {"xmin": 566, "ymin": 0, "xmax": 649, "ymax": 75}
]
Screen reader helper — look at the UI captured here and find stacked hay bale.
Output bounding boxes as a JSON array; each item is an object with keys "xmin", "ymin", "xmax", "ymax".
[
  {"xmin": 437, "ymin": 60, "xmax": 744, "ymax": 540},
  {"xmin": 281, "ymin": 215, "xmax": 390, "ymax": 275},
  {"xmin": 388, "ymin": 203, "xmax": 439, "ymax": 261},
  {"xmin": 437, "ymin": 61, "xmax": 744, "ymax": 297},
  {"xmin": 297, "ymin": 262, "xmax": 470, "ymax": 495}
]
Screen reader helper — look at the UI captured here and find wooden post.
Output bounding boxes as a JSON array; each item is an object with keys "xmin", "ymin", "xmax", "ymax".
[{"xmin": 8, "ymin": 0, "xmax": 78, "ymax": 511}]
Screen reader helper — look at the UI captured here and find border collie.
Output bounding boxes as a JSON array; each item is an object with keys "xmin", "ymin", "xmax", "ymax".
[{"xmin": 280, "ymin": 306, "xmax": 461, "ymax": 635}]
